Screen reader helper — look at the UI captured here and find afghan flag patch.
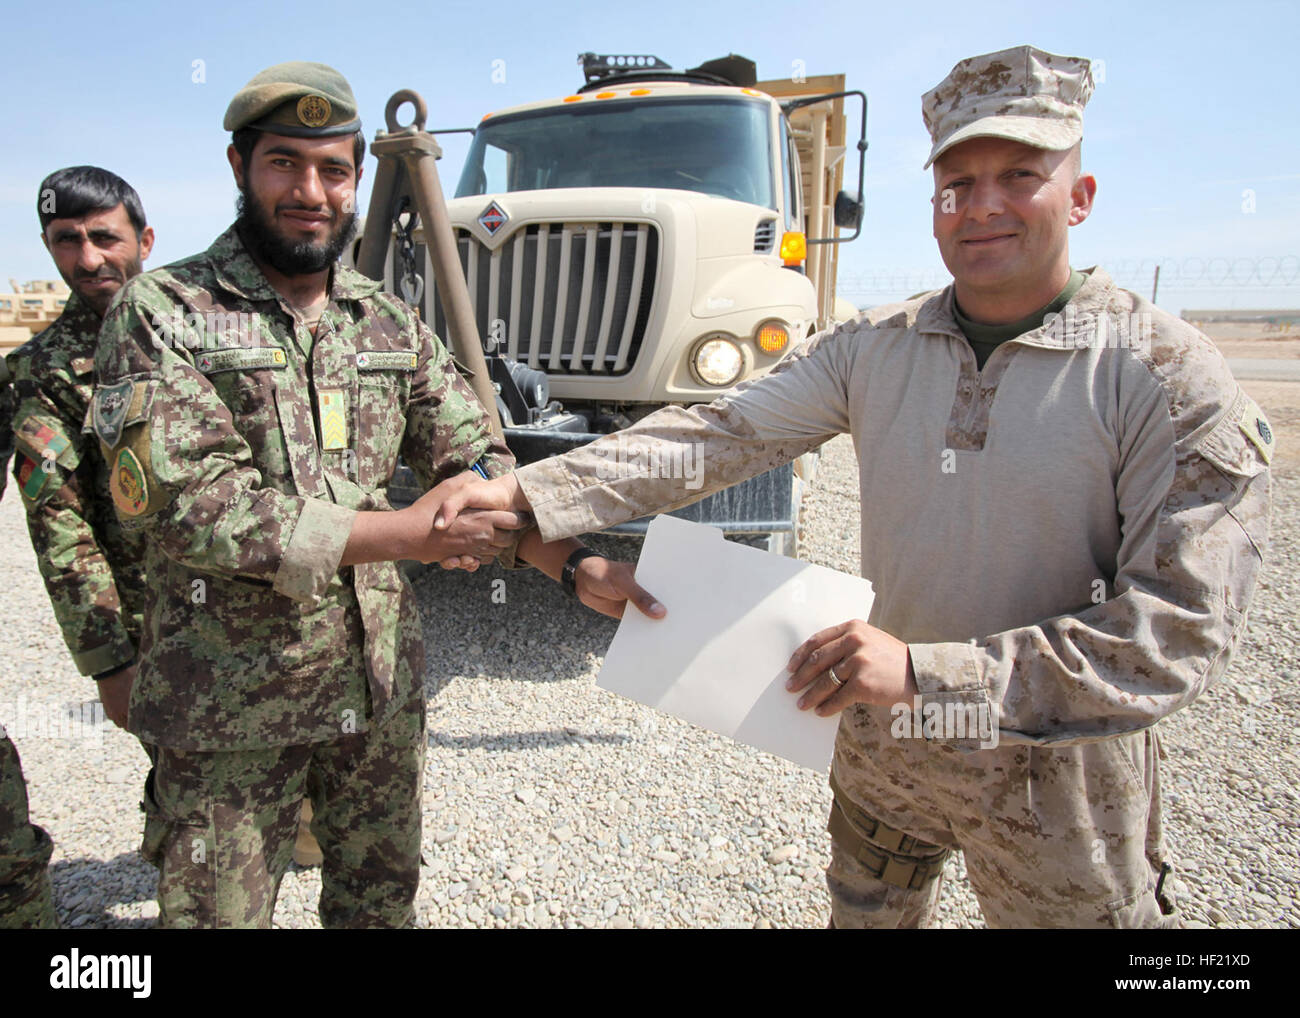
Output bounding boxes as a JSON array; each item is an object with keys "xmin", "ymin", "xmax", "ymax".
[{"xmin": 17, "ymin": 454, "xmax": 53, "ymax": 500}]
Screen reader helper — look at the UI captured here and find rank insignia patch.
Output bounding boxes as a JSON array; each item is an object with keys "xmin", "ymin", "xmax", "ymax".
[
  {"xmin": 318, "ymin": 388, "xmax": 348, "ymax": 450},
  {"xmin": 111, "ymin": 448, "xmax": 149, "ymax": 517},
  {"xmin": 1239, "ymin": 396, "xmax": 1275, "ymax": 465}
]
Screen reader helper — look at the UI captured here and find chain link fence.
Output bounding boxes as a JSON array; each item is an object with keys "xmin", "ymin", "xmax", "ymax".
[{"xmin": 838, "ymin": 256, "xmax": 1300, "ymax": 306}]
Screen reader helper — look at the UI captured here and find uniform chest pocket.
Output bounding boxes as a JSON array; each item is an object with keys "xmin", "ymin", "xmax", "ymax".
[
  {"xmin": 195, "ymin": 347, "xmax": 288, "ymax": 419},
  {"xmin": 353, "ymin": 350, "xmax": 416, "ymax": 487}
]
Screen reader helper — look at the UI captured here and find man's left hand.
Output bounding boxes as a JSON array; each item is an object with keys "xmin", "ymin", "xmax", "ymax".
[
  {"xmin": 785, "ymin": 620, "xmax": 917, "ymax": 716},
  {"xmin": 575, "ymin": 556, "xmax": 666, "ymax": 621}
]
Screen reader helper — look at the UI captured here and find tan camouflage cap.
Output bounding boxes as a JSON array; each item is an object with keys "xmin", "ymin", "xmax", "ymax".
[
  {"xmin": 922, "ymin": 45, "xmax": 1093, "ymax": 168},
  {"xmin": 223, "ymin": 61, "xmax": 362, "ymax": 138}
]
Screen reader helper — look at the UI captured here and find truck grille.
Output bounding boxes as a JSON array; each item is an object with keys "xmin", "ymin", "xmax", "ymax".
[
  {"xmin": 754, "ymin": 219, "xmax": 777, "ymax": 252},
  {"xmin": 428, "ymin": 221, "xmax": 659, "ymax": 376}
]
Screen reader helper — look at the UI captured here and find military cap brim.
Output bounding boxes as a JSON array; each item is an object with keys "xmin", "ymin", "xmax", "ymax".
[{"xmin": 924, "ymin": 114, "xmax": 1081, "ymax": 169}]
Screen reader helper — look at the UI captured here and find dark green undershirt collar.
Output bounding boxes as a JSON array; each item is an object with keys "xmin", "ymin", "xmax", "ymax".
[{"xmin": 954, "ymin": 268, "xmax": 1087, "ymax": 369}]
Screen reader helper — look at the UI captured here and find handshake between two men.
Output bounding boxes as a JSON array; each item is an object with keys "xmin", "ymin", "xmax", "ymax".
[{"xmin": 370, "ymin": 468, "xmax": 918, "ymax": 720}]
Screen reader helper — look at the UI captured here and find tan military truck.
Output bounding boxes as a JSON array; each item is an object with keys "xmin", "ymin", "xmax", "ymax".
[{"xmin": 380, "ymin": 53, "xmax": 865, "ymax": 554}]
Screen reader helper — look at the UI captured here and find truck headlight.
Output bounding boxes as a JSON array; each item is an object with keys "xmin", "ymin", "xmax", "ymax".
[
  {"xmin": 692, "ymin": 336, "xmax": 744, "ymax": 387},
  {"xmin": 755, "ymin": 320, "xmax": 789, "ymax": 355}
]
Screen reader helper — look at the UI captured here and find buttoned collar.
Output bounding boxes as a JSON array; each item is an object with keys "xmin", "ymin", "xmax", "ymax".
[{"xmin": 207, "ymin": 223, "xmax": 383, "ymax": 305}]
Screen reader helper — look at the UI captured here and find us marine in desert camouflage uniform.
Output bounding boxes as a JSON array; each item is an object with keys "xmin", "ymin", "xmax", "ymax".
[{"xmin": 433, "ymin": 46, "xmax": 1273, "ymax": 928}]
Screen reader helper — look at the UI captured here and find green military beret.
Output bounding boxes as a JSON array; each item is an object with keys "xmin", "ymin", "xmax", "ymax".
[{"xmin": 223, "ymin": 61, "xmax": 362, "ymax": 137}]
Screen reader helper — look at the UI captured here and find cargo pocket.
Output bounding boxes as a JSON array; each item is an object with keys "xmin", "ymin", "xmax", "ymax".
[
  {"xmin": 138, "ymin": 764, "xmax": 209, "ymax": 871},
  {"xmin": 1107, "ymin": 884, "xmax": 1174, "ymax": 929}
]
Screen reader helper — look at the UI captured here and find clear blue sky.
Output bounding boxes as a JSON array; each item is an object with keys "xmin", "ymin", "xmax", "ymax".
[{"xmin": 3, "ymin": 0, "xmax": 1297, "ymax": 312}]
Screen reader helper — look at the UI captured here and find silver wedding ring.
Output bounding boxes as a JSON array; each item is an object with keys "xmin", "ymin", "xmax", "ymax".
[{"xmin": 828, "ymin": 665, "xmax": 845, "ymax": 687}]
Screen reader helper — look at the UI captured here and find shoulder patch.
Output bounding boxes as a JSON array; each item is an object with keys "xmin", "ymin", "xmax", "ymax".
[
  {"xmin": 111, "ymin": 447, "xmax": 150, "ymax": 516},
  {"xmin": 92, "ymin": 381, "xmax": 134, "ymax": 448},
  {"xmin": 1239, "ymin": 396, "xmax": 1274, "ymax": 466}
]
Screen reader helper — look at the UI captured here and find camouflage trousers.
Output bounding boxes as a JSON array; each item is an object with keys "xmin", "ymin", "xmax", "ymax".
[
  {"xmin": 0, "ymin": 733, "xmax": 57, "ymax": 929},
  {"xmin": 142, "ymin": 692, "xmax": 425, "ymax": 929},
  {"xmin": 826, "ymin": 717, "xmax": 1178, "ymax": 929}
]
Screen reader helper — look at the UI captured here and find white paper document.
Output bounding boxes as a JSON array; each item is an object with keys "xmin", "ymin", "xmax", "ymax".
[{"xmin": 596, "ymin": 515, "xmax": 875, "ymax": 772}]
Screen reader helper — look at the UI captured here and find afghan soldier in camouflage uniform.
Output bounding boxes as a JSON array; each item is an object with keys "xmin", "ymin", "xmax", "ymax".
[
  {"xmin": 7, "ymin": 167, "xmax": 154, "ymax": 723},
  {"xmin": 0, "ymin": 362, "xmax": 59, "ymax": 929},
  {"xmin": 89, "ymin": 62, "xmax": 541, "ymax": 928},
  {"xmin": 1, "ymin": 167, "xmax": 154, "ymax": 930},
  {"xmin": 432, "ymin": 46, "xmax": 1273, "ymax": 928}
]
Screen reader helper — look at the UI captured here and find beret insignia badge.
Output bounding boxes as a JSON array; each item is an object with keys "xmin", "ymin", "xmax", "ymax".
[{"xmin": 297, "ymin": 94, "xmax": 332, "ymax": 128}]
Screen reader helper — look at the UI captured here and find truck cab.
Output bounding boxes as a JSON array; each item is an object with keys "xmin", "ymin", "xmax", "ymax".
[{"xmin": 382, "ymin": 53, "xmax": 864, "ymax": 553}]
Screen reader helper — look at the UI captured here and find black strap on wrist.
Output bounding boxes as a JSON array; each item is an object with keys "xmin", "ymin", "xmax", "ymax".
[
  {"xmin": 94, "ymin": 657, "xmax": 135, "ymax": 682},
  {"xmin": 561, "ymin": 547, "xmax": 602, "ymax": 597}
]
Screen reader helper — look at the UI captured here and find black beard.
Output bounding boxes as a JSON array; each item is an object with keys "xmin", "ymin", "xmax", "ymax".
[{"xmin": 235, "ymin": 185, "xmax": 358, "ymax": 276}]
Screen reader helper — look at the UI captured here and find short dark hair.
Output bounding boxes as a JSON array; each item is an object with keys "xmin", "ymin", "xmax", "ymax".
[
  {"xmin": 231, "ymin": 127, "xmax": 366, "ymax": 178},
  {"xmin": 37, "ymin": 165, "xmax": 147, "ymax": 237}
]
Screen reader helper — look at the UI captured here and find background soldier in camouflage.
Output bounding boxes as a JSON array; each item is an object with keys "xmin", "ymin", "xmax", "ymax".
[
  {"xmin": 91, "ymin": 61, "xmax": 562, "ymax": 928},
  {"xmin": 7, "ymin": 167, "xmax": 154, "ymax": 726},
  {"xmin": 433, "ymin": 46, "xmax": 1273, "ymax": 928},
  {"xmin": 0, "ymin": 363, "xmax": 58, "ymax": 928}
]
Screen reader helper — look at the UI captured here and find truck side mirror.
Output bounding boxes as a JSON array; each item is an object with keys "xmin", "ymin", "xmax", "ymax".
[{"xmin": 834, "ymin": 190, "xmax": 863, "ymax": 230}]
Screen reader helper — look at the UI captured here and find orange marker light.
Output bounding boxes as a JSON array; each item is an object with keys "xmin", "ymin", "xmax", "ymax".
[
  {"xmin": 596, "ymin": 91, "xmax": 616, "ymax": 99},
  {"xmin": 563, "ymin": 95, "xmax": 582, "ymax": 103},
  {"xmin": 779, "ymin": 231, "xmax": 807, "ymax": 266},
  {"xmin": 756, "ymin": 321, "xmax": 790, "ymax": 355},
  {"xmin": 630, "ymin": 88, "xmax": 651, "ymax": 96}
]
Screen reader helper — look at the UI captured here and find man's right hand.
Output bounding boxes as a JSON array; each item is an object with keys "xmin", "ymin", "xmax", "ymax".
[
  {"xmin": 96, "ymin": 663, "xmax": 136, "ymax": 730},
  {"xmin": 432, "ymin": 473, "xmax": 530, "ymax": 531},
  {"xmin": 403, "ymin": 484, "xmax": 530, "ymax": 566},
  {"xmin": 342, "ymin": 469, "xmax": 532, "ymax": 569}
]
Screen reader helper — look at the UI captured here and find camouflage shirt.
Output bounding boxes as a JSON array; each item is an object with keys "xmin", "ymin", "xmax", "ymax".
[
  {"xmin": 0, "ymin": 357, "xmax": 13, "ymax": 497},
  {"xmin": 93, "ymin": 225, "xmax": 513, "ymax": 751},
  {"xmin": 6, "ymin": 292, "xmax": 147, "ymax": 676},
  {"xmin": 516, "ymin": 268, "xmax": 1273, "ymax": 750}
]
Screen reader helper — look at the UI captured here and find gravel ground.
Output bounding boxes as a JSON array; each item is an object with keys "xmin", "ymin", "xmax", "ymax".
[{"xmin": 1, "ymin": 433, "xmax": 1296, "ymax": 929}]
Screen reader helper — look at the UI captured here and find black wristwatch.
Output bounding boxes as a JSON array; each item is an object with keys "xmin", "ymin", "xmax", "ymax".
[{"xmin": 561, "ymin": 547, "xmax": 602, "ymax": 597}]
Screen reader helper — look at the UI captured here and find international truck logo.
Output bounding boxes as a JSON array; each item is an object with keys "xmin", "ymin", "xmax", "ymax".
[{"xmin": 478, "ymin": 201, "xmax": 508, "ymax": 235}]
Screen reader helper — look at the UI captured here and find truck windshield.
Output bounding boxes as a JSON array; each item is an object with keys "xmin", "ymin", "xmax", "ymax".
[{"xmin": 455, "ymin": 97, "xmax": 776, "ymax": 209}]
